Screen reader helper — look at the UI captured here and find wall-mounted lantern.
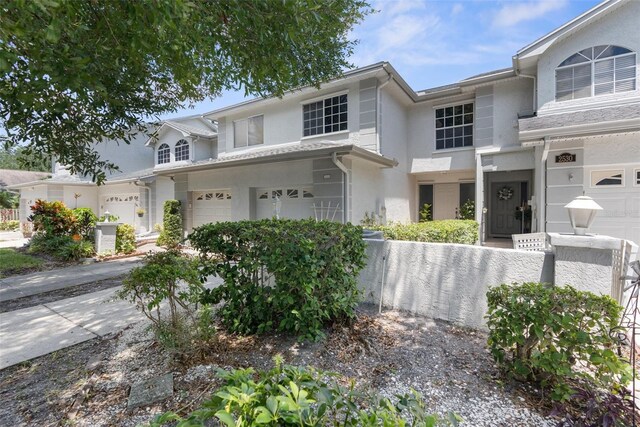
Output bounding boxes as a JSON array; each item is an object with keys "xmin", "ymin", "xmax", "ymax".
[{"xmin": 564, "ymin": 195, "xmax": 602, "ymax": 235}]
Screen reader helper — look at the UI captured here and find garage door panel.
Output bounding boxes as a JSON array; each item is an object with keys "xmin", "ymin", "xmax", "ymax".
[
  {"xmin": 256, "ymin": 186, "xmax": 314, "ymax": 220},
  {"xmin": 192, "ymin": 190, "xmax": 232, "ymax": 228}
]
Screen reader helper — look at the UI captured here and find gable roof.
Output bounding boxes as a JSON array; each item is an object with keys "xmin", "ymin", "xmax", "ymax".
[
  {"xmin": 0, "ymin": 169, "xmax": 50, "ymax": 188},
  {"xmin": 145, "ymin": 120, "xmax": 217, "ymax": 146},
  {"xmin": 514, "ymin": 0, "xmax": 628, "ymax": 68}
]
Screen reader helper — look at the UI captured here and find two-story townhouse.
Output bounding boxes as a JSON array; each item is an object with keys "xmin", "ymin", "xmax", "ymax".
[{"xmin": 9, "ymin": 0, "xmax": 639, "ymax": 245}]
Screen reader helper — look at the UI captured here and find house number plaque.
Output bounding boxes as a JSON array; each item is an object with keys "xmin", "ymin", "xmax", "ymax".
[{"xmin": 555, "ymin": 152, "xmax": 576, "ymax": 163}]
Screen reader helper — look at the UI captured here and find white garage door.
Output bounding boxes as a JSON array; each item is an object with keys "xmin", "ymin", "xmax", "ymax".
[
  {"xmin": 193, "ymin": 190, "xmax": 232, "ymax": 228},
  {"xmin": 102, "ymin": 194, "xmax": 138, "ymax": 226},
  {"xmin": 256, "ymin": 187, "xmax": 314, "ymax": 220}
]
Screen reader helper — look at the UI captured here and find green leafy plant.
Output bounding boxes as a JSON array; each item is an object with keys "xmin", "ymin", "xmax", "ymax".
[
  {"xmin": 115, "ymin": 223, "xmax": 136, "ymax": 254},
  {"xmin": 189, "ymin": 219, "xmax": 366, "ymax": 341},
  {"xmin": 150, "ymin": 356, "xmax": 460, "ymax": 427},
  {"xmin": 419, "ymin": 203, "xmax": 432, "ymax": 222},
  {"xmin": 28, "ymin": 199, "xmax": 76, "ymax": 236},
  {"xmin": 116, "ymin": 250, "xmax": 208, "ymax": 354},
  {"xmin": 0, "ymin": 220, "xmax": 19, "ymax": 231},
  {"xmin": 370, "ymin": 220, "xmax": 478, "ymax": 245},
  {"xmin": 486, "ymin": 283, "xmax": 631, "ymax": 402},
  {"xmin": 360, "ymin": 211, "xmax": 382, "ymax": 227},
  {"xmin": 59, "ymin": 240, "xmax": 95, "ymax": 261},
  {"xmin": 456, "ymin": 200, "xmax": 474, "ymax": 221},
  {"xmin": 157, "ymin": 200, "xmax": 183, "ymax": 248},
  {"xmin": 72, "ymin": 207, "xmax": 98, "ymax": 241}
]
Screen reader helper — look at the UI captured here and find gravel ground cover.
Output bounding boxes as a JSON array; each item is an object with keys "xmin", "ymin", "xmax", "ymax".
[{"xmin": 0, "ymin": 303, "xmax": 557, "ymax": 426}]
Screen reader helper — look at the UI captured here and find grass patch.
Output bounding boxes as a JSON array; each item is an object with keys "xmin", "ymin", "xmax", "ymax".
[{"xmin": 0, "ymin": 248, "xmax": 44, "ymax": 277}]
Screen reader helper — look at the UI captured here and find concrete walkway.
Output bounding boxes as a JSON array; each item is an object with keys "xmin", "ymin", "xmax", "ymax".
[
  {"xmin": 0, "ymin": 287, "xmax": 146, "ymax": 369},
  {"xmin": 0, "ymin": 258, "xmax": 142, "ymax": 302}
]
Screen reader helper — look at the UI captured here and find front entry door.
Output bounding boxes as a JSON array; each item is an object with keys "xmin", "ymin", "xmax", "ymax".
[{"xmin": 490, "ymin": 182, "xmax": 522, "ymax": 236}]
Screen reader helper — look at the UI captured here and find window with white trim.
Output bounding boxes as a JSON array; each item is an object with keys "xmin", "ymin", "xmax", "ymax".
[
  {"xmin": 175, "ymin": 139, "xmax": 189, "ymax": 161},
  {"xmin": 234, "ymin": 115, "xmax": 264, "ymax": 148},
  {"xmin": 556, "ymin": 45, "xmax": 637, "ymax": 101},
  {"xmin": 303, "ymin": 94, "xmax": 347, "ymax": 137},
  {"xmin": 157, "ymin": 143, "xmax": 170, "ymax": 164},
  {"xmin": 634, "ymin": 169, "xmax": 640, "ymax": 186},
  {"xmin": 591, "ymin": 169, "xmax": 625, "ymax": 187},
  {"xmin": 435, "ymin": 103, "xmax": 473, "ymax": 150}
]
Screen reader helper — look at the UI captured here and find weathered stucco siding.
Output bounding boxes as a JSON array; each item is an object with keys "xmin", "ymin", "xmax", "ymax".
[{"xmin": 359, "ymin": 240, "xmax": 554, "ymax": 329}]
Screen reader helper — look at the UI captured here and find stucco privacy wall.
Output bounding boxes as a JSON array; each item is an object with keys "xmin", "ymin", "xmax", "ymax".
[{"xmin": 358, "ymin": 239, "xmax": 554, "ymax": 329}]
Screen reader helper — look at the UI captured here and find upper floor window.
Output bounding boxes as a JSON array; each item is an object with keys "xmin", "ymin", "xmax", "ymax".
[
  {"xmin": 303, "ymin": 94, "xmax": 347, "ymax": 137},
  {"xmin": 556, "ymin": 45, "xmax": 637, "ymax": 101},
  {"xmin": 435, "ymin": 103, "xmax": 473, "ymax": 150},
  {"xmin": 157, "ymin": 143, "xmax": 170, "ymax": 164},
  {"xmin": 234, "ymin": 115, "xmax": 264, "ymax": 148},
  {"xmin": 175, "ymin": 139, "xmax": 189, "ymax": 161}
]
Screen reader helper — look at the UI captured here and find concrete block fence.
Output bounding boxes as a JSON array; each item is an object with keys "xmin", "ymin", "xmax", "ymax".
[{"xmin": 358, "ymin": 234, "xmax": 638, "ymax": 330}]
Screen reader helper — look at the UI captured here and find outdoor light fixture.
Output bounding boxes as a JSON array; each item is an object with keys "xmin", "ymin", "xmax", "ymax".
[{"xmin": 564, "ymin": 195, "xmax": 602, "ymax": 235}]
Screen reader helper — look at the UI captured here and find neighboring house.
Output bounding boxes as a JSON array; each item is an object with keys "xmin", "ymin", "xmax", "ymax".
[
  {"xmin": 8, "ymin": 0, "xmax": 640, "ymax": 244},
  {"xmin": 0, "ymin": 169, "xmax": 50, "ymax": 190}
]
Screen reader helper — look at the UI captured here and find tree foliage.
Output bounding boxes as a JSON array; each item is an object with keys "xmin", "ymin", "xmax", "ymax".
[{"xmin": 0, "ymin": 0, "xmax": 371, "ymax": 182}]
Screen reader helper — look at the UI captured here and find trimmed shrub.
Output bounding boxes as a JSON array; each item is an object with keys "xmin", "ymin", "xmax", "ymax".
[
  {"xmin": 72, "ymin": 207, "xmax": 97, "ymax": 241},
  {"xmin": 151, "ymin": 356, "xmax": 460, "ymax": 427},
  {"xmin": 29, "ymin": 199, "xmax": 76, "ymax": 236},
  {"xmin": 28, "ymin": 234, "xmax": 74, "ymax": 255},
  {"xmin": 0, "ymin": 220, "xmax": 19, "ymax": 231},
  {"xmin": 157, "ymin": 199, "xmax": 182, "ymax": 248},
  {"xmin": 116, "ymin": 250, "xmax": 209, "ymax": 355},
  {"xmin": 486, "ymin": 283, "xmax": 631, "ymax": 402},
  {"xmin": 115, "ymin": 223, "xmax": 136, "ymax": 254},
  {"xmin": 189, "ymin": 219, "xmax": 367, "ymax": 341},
  {"xmin": 371, "ymin": 219, "xmax": 478, "ymax": 245}
]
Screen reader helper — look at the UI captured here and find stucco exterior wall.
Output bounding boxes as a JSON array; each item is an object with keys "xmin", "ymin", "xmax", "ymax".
[
  {"xmin": 95, "ymin": 131, "xmax": 154, "ymax": 177},
  {"xmin": 359, "ymin": 239, "xmax": 554, "ymax": 329},
  {"xmin": 492, "ymin": 78, "xmax": 534, "ymax": 147},
  {"xmin": 62, "ymin": 186, "xmax": 98, "ymax": 212},
  {"xmin": 219, "ymin": 80, "xmax": 365, "ymax": 153},
  {"xmin": 536, "ymin": 0, "xmax": 640, "ymax": 112}
]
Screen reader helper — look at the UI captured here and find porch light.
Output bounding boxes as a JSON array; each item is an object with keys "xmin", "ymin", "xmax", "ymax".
[{"xmin": 564, "ymin": 196, "xmax": 602, "ymax": 235}]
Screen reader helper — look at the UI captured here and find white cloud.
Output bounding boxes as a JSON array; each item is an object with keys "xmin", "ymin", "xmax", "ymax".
[
  {"xmin": 451, "ymin": 3, "xmax": 464, "ymax": 16},
  {"xmin": 493, "ymin": 0, "xmax": 568, "ymax": 28}
]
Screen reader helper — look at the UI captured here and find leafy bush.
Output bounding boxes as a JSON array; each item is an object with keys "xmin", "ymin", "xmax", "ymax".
[
  {"xmin": 72, "ymin": 207, "xmax": 97, "ymax": 240},
  {"xmin": 456, "ymin": 200, "xmax": 474, "ymax": 220},
  {"xmin": 59, "ymin": 240, "xmax": 95, "ymax": 260},
  {"xmin": 0, "ymin": 220, "xmax": 19, "ymax": 231},
  {"xmin": 28, "ymin": 233, "xmax": 74, "ymax": 255},
  {"xmin": 115, "ymin": 223, "xmax": 136, "ymax": 254},
  {"xmin": 151, "ymin": 356, "xmax": 460, "ymax": 427},
  {"xmin": 157, "ymin": 199, "xmax": 182, "ymax": 248},
  {"xmin": 189, "ymin": 219, "xmax": 366, "ymax": 341},
  {"xmin": 371, "ymin": 220, "xmax": 478, "ymax": 245},
  {"xmin": 29, "ymin": 199, "xmax": 76, "ymax": 236},
  {"xmin": 419, "ymin": 203, "xmax": 432, "ymax": 222},
  {"xmin": 116, "ymin": 250, "xmax": 208, "ymax": 354},
  {"xmin": 486, "ymin": 283, "xmax": 631, "ymax": 402}
]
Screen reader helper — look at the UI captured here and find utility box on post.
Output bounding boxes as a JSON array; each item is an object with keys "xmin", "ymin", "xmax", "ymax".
[{"xmin": 95, "ymin": 222, "xmax": 120, "ymax": 254}]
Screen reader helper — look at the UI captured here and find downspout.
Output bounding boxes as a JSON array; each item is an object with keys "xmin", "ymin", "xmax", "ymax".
[
  {"xmin": 134, "ymin": 181, "xmax": 152, "ymax": 234},
  {"xmin": 332, "ymin": 152, "xmax": 349, "ymax": 224},
  {"xmin": 539, "ymin": 137, "xmax": 550, "ymax": 233},
  {"xmin": 376, "ymin": 68, "xmax": 393, "ymax": 153}
]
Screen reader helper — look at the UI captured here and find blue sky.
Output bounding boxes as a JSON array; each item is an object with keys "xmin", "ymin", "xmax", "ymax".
[{"xmin": 163, "ymin": 0, "xmax": 602, "ymax": 120}]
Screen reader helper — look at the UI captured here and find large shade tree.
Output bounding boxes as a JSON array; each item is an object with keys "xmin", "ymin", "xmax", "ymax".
[{"xmin": 0, "ymin": 0, "xmax": 371, "ymax": 183}]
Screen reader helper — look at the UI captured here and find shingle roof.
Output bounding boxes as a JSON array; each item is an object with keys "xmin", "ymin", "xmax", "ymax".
[
  {"xmin": 519, "ymin": 103, "xmax": 640, "ymax": 131},
  {"xmin": 164, "ymin": 121, "xmax": 216, "ymax": 138},
  {"xmin": 0, "ymin": 169, "xmax": 50, "ymax": 188},
  {"xmin": 154, "ymin": 141, "xmax": 397, "ymax": 173}
]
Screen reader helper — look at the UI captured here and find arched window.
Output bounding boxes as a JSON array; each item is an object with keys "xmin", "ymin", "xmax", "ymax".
[
  {"xmin": 556, "ymin": 45, "xmax": 636, "ymax": 101},
  {"xmin": 175, "ymin": 139, "xmax": 189, "ymax": 161},
  {"xmin": 157, "ymin": 143, "xmax": 170, "ymax": 164}
]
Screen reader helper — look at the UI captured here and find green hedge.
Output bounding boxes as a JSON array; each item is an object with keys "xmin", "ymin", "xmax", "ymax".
[
  {"xmin": 189, "ymin": 219, "xmax": 366, "ymax": 341},
  {"xmin": 0, "ymin": 220, "xmax": 19, "ymax": 231},
  {"xmin": 370, "ymin": 219, "xmax": 478, "ymax": 245},
  {"xmin": 157, "ymin": 199, "xmax": 182, "ymax": 248}
]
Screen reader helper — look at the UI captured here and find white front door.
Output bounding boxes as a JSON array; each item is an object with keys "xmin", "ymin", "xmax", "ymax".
[
  {"xmin": 193, "ymin": 190, "xmax": 232, "ymax": 228},
  {"xmin": 101, "ymin": 194, "xmax": 138, "ymax": 225}
]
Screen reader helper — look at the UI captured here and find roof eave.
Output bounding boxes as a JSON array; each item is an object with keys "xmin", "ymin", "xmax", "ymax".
[{"xmin": 519, "ymin": 117, "xmax": 640, "ymax": 141}]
